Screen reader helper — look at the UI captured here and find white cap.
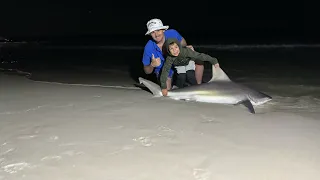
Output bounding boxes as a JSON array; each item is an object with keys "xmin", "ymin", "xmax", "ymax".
[{"xmin": 145, "ymin": 18, "xmax": 169, "ymax": 35}]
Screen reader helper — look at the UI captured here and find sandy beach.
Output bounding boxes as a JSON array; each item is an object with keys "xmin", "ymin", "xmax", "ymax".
[{"xmin": 1, "ymin": 71, "xmax": 320, "ymax": 180}]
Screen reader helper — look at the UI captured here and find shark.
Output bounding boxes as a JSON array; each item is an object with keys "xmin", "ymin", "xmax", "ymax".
[{"xmin": 138, "ymin": 65, "xmax": 272, "ymax": 114}]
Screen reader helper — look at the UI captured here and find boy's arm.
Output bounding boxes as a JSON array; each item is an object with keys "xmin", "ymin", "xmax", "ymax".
[
  {"xmin": 185, "ymin": 48, "xmax": 219, "ymax": 65},
  {"xmin": 160, "ymin": 57, "xmax": 174, "ymax": 90}
]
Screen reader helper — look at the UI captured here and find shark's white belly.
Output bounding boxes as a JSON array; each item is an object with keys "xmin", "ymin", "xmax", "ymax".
[
  {"xmin": 250, "ymin": 97, "xmax": 272, "ymax": 106},
  {"xmin": 169, "ymin": 94, "xmax": 240, "ymax": 105},
  {"xmin": 194, "ymin": 95, "xmax": 240, "ymax": 104}
]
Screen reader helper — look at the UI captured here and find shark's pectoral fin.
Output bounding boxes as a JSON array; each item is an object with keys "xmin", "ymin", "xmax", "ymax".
[{"xmin": 236, "ymin": 99, "xmax": 255, "ymax": 114}]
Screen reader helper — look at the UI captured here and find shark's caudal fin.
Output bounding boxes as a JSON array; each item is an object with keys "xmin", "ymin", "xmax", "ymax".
[
  {"xmin": 138, "ymin": 77, "xmax": 163, "ymax": 97},
  {"xmin": 236, "ymin": 99, "xmax": 255, "ymax": 114},
  {"xmin": 209, "ymin": 65, "xmax": 231, "ymax": 82}
]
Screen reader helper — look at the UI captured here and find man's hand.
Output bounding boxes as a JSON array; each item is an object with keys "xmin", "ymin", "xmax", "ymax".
[
  {"xmin": 151, "ymin": 53, "xmax": 161, "ymax": 67},
  {"xmin": 214, "ymin": 63, "xmax": 220, "ymax": 68},
  {"xmin": 186, "ymin": 45, "xmax": 194, "ymax": 51},
  {"xmin": 161, "ymin": 89, "xmax": 168, "ymax": 96}
]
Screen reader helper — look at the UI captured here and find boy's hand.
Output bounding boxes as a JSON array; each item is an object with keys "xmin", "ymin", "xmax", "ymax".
[
  {"xmin": 161, "ymin": 89, "xmax": 168, "ymax": 96},
  {"xmin": 214, "ymin": 63, "xmax": 220, "ymax": 68},
  {"xmin": 151, "ymin": 53, "xmax": 161, "ymax": 67}
]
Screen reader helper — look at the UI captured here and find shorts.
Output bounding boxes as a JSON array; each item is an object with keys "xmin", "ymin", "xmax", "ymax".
[{"xmin": 175, "ymin": 61, "xmax": 195, "ymax": 74}]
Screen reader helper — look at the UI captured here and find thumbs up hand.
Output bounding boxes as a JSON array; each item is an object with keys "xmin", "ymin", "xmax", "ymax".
[{"xmin": 151, "ymin": 53, "xmax": 161, "ymax": 67}]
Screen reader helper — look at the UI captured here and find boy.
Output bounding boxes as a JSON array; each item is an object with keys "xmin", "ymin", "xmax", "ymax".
[{"xmin": 160, "ymin": 38, "xmax": 221, "ymax": 96}]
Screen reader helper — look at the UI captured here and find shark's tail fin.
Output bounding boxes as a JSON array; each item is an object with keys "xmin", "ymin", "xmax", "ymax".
[
  {"xmin": 209, "ymin": 65, "xmax": 231, "ymax": 82},
  {"xmin": 138, "ymin": 77, "xmax": 163, "ymax": 97}
]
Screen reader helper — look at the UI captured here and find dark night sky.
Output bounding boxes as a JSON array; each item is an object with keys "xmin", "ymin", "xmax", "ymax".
[{"xmin": 0, "ymin": 1, "xmax": 309, "ymax": 43}]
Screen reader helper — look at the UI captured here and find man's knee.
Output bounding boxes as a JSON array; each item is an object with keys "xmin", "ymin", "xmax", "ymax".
[{"xmin": 194, "ymin": 59, "xmax": 204, "ymax": 65}]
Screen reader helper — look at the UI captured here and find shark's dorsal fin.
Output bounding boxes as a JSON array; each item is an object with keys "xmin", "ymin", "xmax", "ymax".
[
  {"xmin": 236, "ymin": 99, "xmax": 255, "ymax": 114},
  {"xmin": 208, "ymin": 65, "xmax": 231, "ymax": 82}
]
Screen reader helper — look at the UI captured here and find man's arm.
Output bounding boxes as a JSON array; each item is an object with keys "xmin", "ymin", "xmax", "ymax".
[
  {"xmin": 181, "ymin": 37, "xmax": 195, "ymax": 51},
  {"xmin": 142, "ymin": 49, "xmax": 154, "ymax": 74},
  {"xmin": 173, "ymin": 29, "xmax": 193, "ymax": 49},
  {"xmin": 180, "ymin": 37, "xmax": 188, "ymax": 47},
  {"xmin": 143, "ymin": 65, "xmax": 154, "ymax": 74}
]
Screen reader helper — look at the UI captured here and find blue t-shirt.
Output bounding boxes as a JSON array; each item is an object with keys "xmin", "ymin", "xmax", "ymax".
[{"xmin": 142, "ymin": 29, "xmax": 183, "ymax": 77}]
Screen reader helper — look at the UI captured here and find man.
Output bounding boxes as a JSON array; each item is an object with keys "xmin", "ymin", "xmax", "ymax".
[{"xmin": 142, "ymin": 18, "xmax": 204, "ymax": 89}]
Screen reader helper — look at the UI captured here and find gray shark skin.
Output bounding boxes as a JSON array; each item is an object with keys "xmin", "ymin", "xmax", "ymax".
[{"xmin": 138, "ymin": 66, "xmax": 272, "ymax": 114}]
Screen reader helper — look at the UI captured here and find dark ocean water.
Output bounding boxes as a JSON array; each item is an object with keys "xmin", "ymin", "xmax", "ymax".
[
  {"xmin": 2, "ymin": 42, "xmax": 320, "ymax": 114},
  {"xmin": 2, "ymin": 44, "xmax": 319, "ymax": 75}
]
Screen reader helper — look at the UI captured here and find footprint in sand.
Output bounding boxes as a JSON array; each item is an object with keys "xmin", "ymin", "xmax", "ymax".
[
  {"xmin": 199, "ymin": 114, "xmax": 222, "ymax": 124},
  {"xmin": 48, "ymin": 136, "xmax": 59, "ymax": 142},
  {"xmin": 108, "ymin": 125, "xmax": 124, "ymax": 130},
  {"xmin": 61, "ymin": 150, "xmax": 84, "ymax": 156},
  {"xmin": 41, "ymin": 150, "xmax": 84, "ymax": 162},
  {"xmin": 193, "ymin": 168, "xmax": 211, "ymax": 180},
  {"xmin": 41, "ymin": 155, "xmax": 62, "ymax": 161},
  {"xmin": 1, "ymin": 162, "xmax": 36, "ymax": 174},
  {"xmin": 0, "ymin": 143, "xmax": 15, "ymax": 156},
  {"xmin": 105, "ymin": 145, "xmax": 135, "ymax": 156},
  {"xmin": 17, "ymin": 135, "xmax": 38, "ymax": 140},
  {"xmin": 17, "ymin": 125, "xmax": 44, "ymax": 140},
  {"xmin": 157, "ymin": 126, "xmax": 177, "ymax": 139},
  {"xmin": 133, "ymin": 137, "xmax": 152, "ymax": 147}
]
